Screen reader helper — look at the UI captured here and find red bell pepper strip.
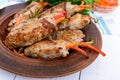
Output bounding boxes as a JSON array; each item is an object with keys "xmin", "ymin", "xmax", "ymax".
[
  {"xmin": 54, "ymin": 13, "xmax": 65, "ymax": 20},
  {"xmin": 53, "ymin": 10, "xmax": 66, "ymax": 24}
]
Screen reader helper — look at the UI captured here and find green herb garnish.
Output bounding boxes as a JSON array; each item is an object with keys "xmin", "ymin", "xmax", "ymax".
[
  {"xmin": 84, "ymin": 0, "xmax": 94, "ymax": 5},
  {"xmin": 27, "ymin": 0, "xmax": 94, "ymax": 15},
  {"xmin": 29, "ymin": 8, "xmax": 41, "ymax": 18}
]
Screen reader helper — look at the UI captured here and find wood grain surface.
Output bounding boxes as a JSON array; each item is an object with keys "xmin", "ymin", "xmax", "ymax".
[{"xmin": 0, "ymin": 3, "xmax": 102, "ymax": 78}]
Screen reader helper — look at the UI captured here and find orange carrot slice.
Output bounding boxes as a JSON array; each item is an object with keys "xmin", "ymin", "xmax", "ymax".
[
  {"xmin": 55, "ymin": 17, "xmax": 65, "ymax": 24},
  {"xmin": 38, "ymin": 2, "xmax": 49, "ymax": 6},
  {"xmin": 66, "ymin": 41, "xmax": 106, "ymax": 57},
  {"xmin": 15, "ymin": 15, "xmax": 22, "ymax": 26},
  {"xmin": 66, "ymin": 42, "xmax": 88, "ymax": 57},
  {"xmin": 77, "ymin": 5, "xmax": 92, "ymax": 10},
  {"xmin": 66, "ymin": 42, "xmax": 80, "ymax": 48},
  {"xmin": 13, "ymin": 49, "xmax": 26, "ymax": 58},
  {"xmin": 70, "ymin": 46, "xmax": 88, "ymax": 57},
  {"xmin": 79, "ymin": 42, "xmax": 106, "ymax": 56}
]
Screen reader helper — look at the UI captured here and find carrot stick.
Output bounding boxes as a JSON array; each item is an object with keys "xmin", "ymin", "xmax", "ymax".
[
  {"xmin": 15, "ymin": 15, "xmax": 22, "ymax": 26},
  {"xmin": 66, "ymin": 42, "xmax": 80, "ymax": 48},
  {"xmin": 79, "ymin": 42, "xmax": 106, "ymax": 56},
  {"xmin": 38, "ymin": 2, "xmax": 49, "ymax": 6},
  {"xmin": 13, "ymin": 49, "xmax": 26, "ymax": 58},
  {"xmin": 77, "ymin": 5, "xmax": 92, "ymax": 10},
  {"xmin": 70, "ymin": 46, "xmax": 88, "ymax": 57},
  {"xmin": 13, "ymin": 49, "xmax": 18, "ymax": 55}
]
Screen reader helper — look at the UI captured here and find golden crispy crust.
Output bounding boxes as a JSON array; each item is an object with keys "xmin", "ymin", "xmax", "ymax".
[
  {"xmin": 24, "ymin": 40, "xmax": 69, "ymax": 59},
  {"xmin": 57, "ymin": 30, "xmax": 85, "ymax": 42},
  {"xmin": 24, "ymin": 30, "xmax": 85, "ymax": 59},
  {"xmin": 41, "ymin": 2, "xmax": 66, "ymax": 16},
  {"xmin": 8, "ymin": 2, "xmax": 44, "ymax": 31},
  {"xmin": 5, "ymin": 2, "xmax": 69, "ymax": 49},
  {"xmin": 58, "ymin": 13, "xmax": 91, "ymax": 30},
  {"xmin": 5, "ymin": 18, "xmax": 56, "ymax": 49},
  {"xmin": 5, "ymin": 2, "xmax": 91, "ymax": 59}
]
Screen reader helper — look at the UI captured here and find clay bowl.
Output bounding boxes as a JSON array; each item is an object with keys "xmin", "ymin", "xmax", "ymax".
[{"xmin": 0, "ymin": 3, "xmax": 102, "ymax": 78}]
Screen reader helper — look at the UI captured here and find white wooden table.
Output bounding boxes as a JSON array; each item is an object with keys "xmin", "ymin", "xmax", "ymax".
[{"xmin": 0, "ymin": 1, "xmax": 120, "ymax": 80}]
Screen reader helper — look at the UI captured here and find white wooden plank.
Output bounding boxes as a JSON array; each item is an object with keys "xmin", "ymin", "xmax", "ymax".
[
  {"xmin": 0, "ymin": 68, "xmax": 15, "ymax": 80},
  {"xmin": 80, "ymin": 35, "xmax": 120, "ymax": 80},
  {"xmin": 15, "ymin": 72, "xmax": 80, "ymax": 80}
]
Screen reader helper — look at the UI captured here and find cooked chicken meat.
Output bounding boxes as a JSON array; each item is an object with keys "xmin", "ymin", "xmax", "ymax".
[
  {"xmin": 24, "ymin": 40, "xmax": 69, "ymax": 59},
  {"xmin": 56, "ymin": 30, "xmax": 85, "ymax": 42},
  {"xmin": 5, "ymin": 2, "xmax": 67, "ymax": 49},
  {"xmin": 5, "ymin": 18, "xmax": 57, "ymax": 49},
  {"xmin": 8, "ymin": 2, "xmax": 47, "ymax": 31},
  {"xmin": 3, "ymin": 1, "xmax": 106, "ymax": 59},
  {"xmin": 24, "ymin": 30, "xmax": 85, "ymax": 59},
  {"xmin": 4, "ymin": 2, "xmax": 91, "ymax": 49},
  {"xmin": 58, "ymin": 13, "xmax": 91, "ymax": 30},
  {"xmin": 2, "ymin": 1, "xmax": 98, "ymax": 59}
]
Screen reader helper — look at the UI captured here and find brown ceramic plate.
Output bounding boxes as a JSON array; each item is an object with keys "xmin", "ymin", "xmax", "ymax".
[{"xmin": 0, "ymin": 3, "xmax": 102, "ymax": 78}]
